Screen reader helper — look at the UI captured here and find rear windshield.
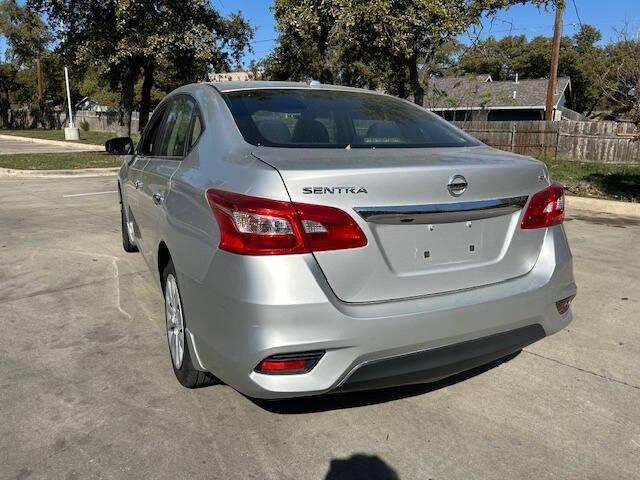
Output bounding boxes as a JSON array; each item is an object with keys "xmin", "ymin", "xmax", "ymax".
[{"xmin": 222, "ymin": 89, "xmax": 480, "ymax": 149}]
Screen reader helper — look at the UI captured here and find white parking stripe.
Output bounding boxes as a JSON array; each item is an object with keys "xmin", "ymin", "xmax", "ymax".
[{"xmin": 63, "ymin": 190, "xmax": 117, "ymax": 198}]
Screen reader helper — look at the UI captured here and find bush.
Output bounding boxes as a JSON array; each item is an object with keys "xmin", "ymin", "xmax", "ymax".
[{"xmin": 79, "ymin": 120, "xmax": 90, "ymax": 131}]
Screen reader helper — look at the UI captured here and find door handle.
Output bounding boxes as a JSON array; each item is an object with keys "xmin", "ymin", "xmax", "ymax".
[
  {"xmin": 134, "ymin": 180, "xmax": 143, "ymax": 190},
  {"xmin": 152, "ymin": 192, "xmax": 164, "ymax": 205}
]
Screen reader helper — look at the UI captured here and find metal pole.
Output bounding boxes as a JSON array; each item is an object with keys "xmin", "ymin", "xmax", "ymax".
[
  {"xmin": 545, "ymin": 1, "xmax": 564, "ymax": 121},
  {"xmin": 64, "ymin": 66, "xmax": 74, "ymax": 128},
  {"xmin": 35, "ymin": 57, "xmax": 43, "ymax": 105}
]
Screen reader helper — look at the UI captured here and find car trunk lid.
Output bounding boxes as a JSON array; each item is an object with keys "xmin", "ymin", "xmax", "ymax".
[{"xmin": 253, "ymin": 145, "xmax": 549, "ymax": 303}]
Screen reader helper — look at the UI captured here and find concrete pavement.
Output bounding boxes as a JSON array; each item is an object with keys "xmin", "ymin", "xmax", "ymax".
[
  {"xmin": 0, "ymin": 135, "xmax": 103, "ymax": 155},
  {"xmin": 0, "ymin": 175, "xmax": 638, "ymax": 479}
]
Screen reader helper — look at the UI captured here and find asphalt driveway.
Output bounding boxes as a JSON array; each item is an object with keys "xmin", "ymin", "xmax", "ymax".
[{"xmin": 0, "ymin": 175, "xmax": 638, "ymax": 479}]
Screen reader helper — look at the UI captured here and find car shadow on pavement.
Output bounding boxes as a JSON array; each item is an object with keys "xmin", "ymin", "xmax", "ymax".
[
  {"xmin": 325, "ymin": 454, "xmax": 400, "ymax": 480},
  {"xmin": 250, "ymin": 350, "xmax": 521, "ymax": 415}
]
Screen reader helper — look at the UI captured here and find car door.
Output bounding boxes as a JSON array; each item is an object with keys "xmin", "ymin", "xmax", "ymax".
[
  {"xmin": 127, "ymin": 105, "xmax": 167, "ymax": 255},
  {"xmin": 137, "ymin": 95, "xmax": 196, "ymax": 269},
  {"xmin": 123, "ymin": 154, "xmax": 147, "ymax": 247}
]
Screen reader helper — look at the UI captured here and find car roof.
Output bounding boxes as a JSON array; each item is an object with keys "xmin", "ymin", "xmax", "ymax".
[{"xmin": 208, "ymin": 80, "xmax": 385, "ymax": 96}]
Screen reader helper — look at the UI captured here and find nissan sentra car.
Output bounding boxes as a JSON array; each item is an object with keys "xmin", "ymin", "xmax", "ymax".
[{"xmin": 107, "ymin": 81, "xmax": 576, "ymax": 399}]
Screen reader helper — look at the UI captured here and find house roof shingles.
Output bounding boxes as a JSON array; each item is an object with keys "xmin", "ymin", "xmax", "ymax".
[{"xmin": 424, "ymin": 76, "xmax": 571, "ymax": 110}]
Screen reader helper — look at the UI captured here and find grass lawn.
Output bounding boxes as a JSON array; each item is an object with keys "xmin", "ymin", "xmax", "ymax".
[
  {"xmin": 0, "ymin": 152, "xmax": 122, "ymax": 170},
  {"xmin": 0, "ymin": 145, "xmax": 637, "ymax": 202},
  {"xmin": 544, "ymin": 158, "xmax": 640, "ymax": 203},
  {"xmin": 0, "ymin": 128, "xmax": 139, "ymax": 145}
]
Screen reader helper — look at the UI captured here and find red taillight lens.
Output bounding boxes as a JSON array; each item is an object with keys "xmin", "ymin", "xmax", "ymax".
[
  {"xmin": 205, "ymin": 189, "xmax": 305, "ymax": 255},
  {"xmin": 205, "ymin": 189, "xmax": 367, "ymax": 255},
  {"xmin": 294, "ymin": 202, "xmax": 368, "ymax": 252},
  {"xmin": 521, "ymin": 182, "xmax": 565, "ymax": 230}
]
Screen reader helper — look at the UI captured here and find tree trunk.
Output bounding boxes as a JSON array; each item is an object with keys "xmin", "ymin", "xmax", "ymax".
[
  {"xmin": 0, "ymin": 87, "xmax": 9, "ymax": 128},
  {"xmin": 119, "ymin": 61, "xmax": 137, "ymax": 137},
  {"xmin": 139, "ymin": 61, "xmax": 155, "ymax": 133},
  {"xmin": 397, "ymin": 79, "xmax": 406, "ymax": 99},
  {"xmin": 319, "ymin": 63, "xmax": 333, "ymax": 84},
  {"xmin": 408, "ymin": 57, "xmax": 424, "ymax": 106},
  {"xmin": 318, "ymin": 25, "xmax": 333, "ymax": 84}
]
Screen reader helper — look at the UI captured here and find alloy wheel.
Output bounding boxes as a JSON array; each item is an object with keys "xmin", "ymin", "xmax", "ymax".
[
  {"xmin": 165, "ymin": 274, "xmax": 185, "ymax": 369},
  {"xmin": 124, "ymin": 208, "xmax": 136, "ymax": 244}
]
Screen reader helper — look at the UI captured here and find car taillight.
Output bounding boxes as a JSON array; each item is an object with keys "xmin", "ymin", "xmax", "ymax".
[
  {"xmin": 521, "ymin": 182, "xmax": 565, "ymax": 230},
  {"xmin": 205, "ymin": 189, "xmax": 367, "ymax": 255}
]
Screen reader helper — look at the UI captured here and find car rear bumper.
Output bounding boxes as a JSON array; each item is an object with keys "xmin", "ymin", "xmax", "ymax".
[
  {"xmin": 334, "ymin": 324, "xmax": 545, "ymax": 393},
  {"xmin": 179, "ymin": 225, "xmax": 576, "ymax": 399}
]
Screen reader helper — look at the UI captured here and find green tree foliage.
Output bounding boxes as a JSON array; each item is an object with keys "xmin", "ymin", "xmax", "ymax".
[
  {"xmin": 456, "ymin": 24, "xmax": 608, "ymax": 114},
  {"xmin": 31, "ymin": 0, "xmax": 254, "ymax": 134},
  {"xmin": 0, "ymin": 0, "xmax": 50, "ymax": 65},
  {"xmin": 77, "ymin": 68, "xmax": 120, "ymax": 110},
  {"xmin": 266, "ymin": 0, "xmax": 553, "ymax": 104},
  {"xmin": 600, "ymin": 30, "xmax": 640, "ymax": 124},
  {"xmin": 0, "ymin": 0, "xmax": 53, "ymax": 125}
]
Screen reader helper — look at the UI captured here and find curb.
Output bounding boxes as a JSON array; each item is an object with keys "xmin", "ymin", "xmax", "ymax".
[
  {"xmin": 0, "ymin": 134, "xmax": 104, "ymax": 151},
  {"xmin": 567, "ymin": 195, "xmax": 639, "ymax": 218},
  {"xmin": 0, "ymin": 167, "xmax": 120, "ymax": 178}
]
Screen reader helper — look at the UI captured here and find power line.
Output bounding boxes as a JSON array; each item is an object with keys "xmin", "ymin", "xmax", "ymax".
[
  {"xmin": 571, "ymin": 0, "xmax": 584, "ymax": 28},
  {"xmin": 249, "ymin": 38, "xmax": 277, "ymax": 45}
]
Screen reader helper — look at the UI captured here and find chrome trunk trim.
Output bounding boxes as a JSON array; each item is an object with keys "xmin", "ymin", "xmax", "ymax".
[{"xmin": 354, "ymin": 196, "xmax": 528, "ymax": 225}]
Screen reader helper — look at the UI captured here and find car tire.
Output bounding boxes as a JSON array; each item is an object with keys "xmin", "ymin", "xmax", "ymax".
[
  {"xmin": 163, "ymin": 260, "xmax": 217, "ymax": 389},
  {"xmin": 120, "ymin": 199, "xmax": 138, "ymax": 253}
]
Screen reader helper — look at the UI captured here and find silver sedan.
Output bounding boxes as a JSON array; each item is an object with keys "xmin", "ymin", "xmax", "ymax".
[{"xmin": 109, "ymin": 81, "xmax": 576, "ymax": 399}]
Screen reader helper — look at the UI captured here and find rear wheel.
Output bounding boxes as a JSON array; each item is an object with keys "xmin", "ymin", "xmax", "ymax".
[
  {"xmin": 120, "ymin": 197, "xmax": 138, "ymax": 253},
  {"xmin": 163, "ymin": 260, "xmax": 216, "ymax": 388}
]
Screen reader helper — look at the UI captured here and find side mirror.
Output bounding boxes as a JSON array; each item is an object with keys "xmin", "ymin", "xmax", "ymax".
[{"xmin": 105, "ymin": 137, "xmax": 135, "ymax": 155}]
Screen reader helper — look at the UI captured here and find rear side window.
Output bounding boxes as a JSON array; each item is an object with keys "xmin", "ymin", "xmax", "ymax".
[
  {"xmin": 190, "ymin": 114, "xmax": 203, "ymax": 149},
  {"xmin": 160, "ymin": 97, "xmax": 195, "ymax": 157},
  {"xmin": 140, "ymin": 108, "xmax": 166, "ymax": 156},
  {"xmin": 223, "ymin": 89, "xmax": 480, "ymax": 149}
]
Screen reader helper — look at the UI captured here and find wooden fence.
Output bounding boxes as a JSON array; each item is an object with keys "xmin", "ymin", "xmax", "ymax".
[
  {"xmin": 0, "ymin": 109, "xmax": 139, "ymax": 134},
  {"xmin": 74, "ymin": 111, "xmax": 140, "ymax": 134},
  {"xmin": 453, "ymin": 120, "xmax": 640, "ymax": 165}
]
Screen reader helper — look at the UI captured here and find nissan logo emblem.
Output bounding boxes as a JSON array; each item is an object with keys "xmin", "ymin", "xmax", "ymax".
[{"xmin": 447, "ymin": 175, "xmax": 468, "ymax": 197}]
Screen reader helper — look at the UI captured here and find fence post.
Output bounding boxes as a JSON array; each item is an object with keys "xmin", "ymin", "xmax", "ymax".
[{"xmin": 510, "ymin": 122, "xmax": 516, "ymax": 152}]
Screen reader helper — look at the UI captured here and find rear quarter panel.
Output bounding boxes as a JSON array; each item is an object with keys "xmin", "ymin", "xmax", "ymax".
[{"xmin": 159, "ymin": 85, "xmax": 291, "ymax": 350}]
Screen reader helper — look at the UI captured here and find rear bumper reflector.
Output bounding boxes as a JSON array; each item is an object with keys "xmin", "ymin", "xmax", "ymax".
[
  {"xmin": 255, "ymin": 351, "xmax": 325, "ymax": 375},
  {"xmin": 556, "ymin": 295, "xmax": 575, "ymax": 315}
]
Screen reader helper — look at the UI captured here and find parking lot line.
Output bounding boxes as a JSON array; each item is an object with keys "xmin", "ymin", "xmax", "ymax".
[{"xmin": 63, "ymin": 190, "xmax": 117, "ymax": 198}]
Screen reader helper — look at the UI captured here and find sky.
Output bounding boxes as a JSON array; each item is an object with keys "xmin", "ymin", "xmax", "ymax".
[
  {"xmin": 215, "ymin": 0, "xmax": 639, "ymax": 66},
  {"xmin": 2, "ymin": 0, "xmax": 638, "ymax": 66}
]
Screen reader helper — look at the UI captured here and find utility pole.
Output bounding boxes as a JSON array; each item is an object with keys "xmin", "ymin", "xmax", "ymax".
[
  {"xmin": 35, "ymin": 55, "xmax": 44, "ymax": 127},
  {"xmin": 35, "ymin": 56, "xmax": 43, "ymax": 105},
  {"xmin": 545, "ymin": 1, "xmax": 564, "ymax": 121}
]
